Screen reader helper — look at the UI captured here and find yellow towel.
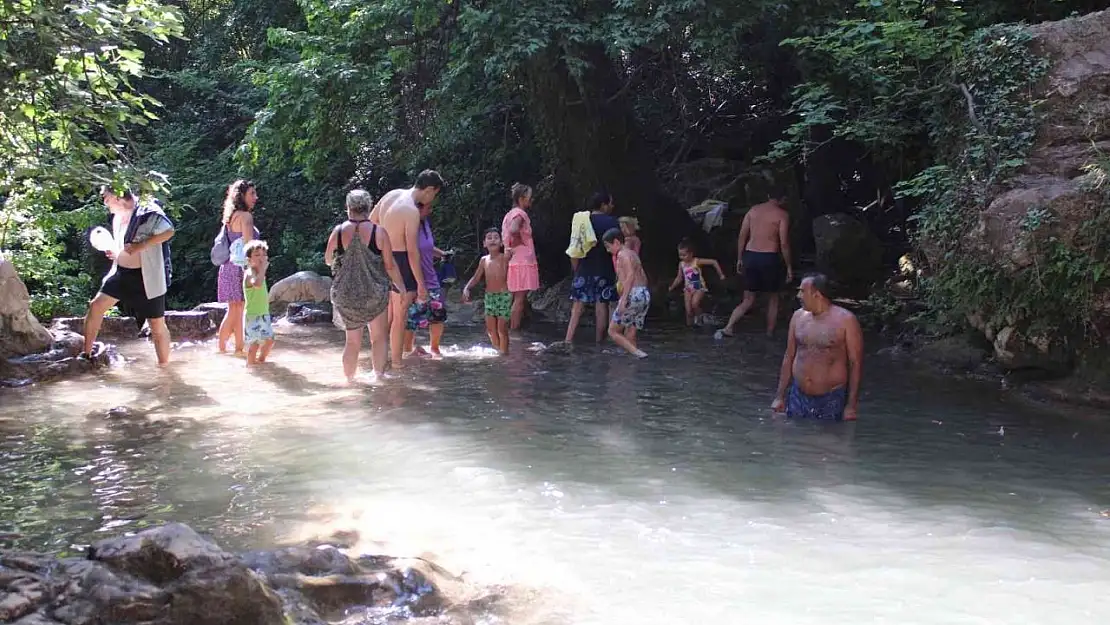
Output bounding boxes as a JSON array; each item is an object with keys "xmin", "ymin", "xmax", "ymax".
[{"xmin": 565, "ymin": 211, "xmax": 597, "ymax": 259}]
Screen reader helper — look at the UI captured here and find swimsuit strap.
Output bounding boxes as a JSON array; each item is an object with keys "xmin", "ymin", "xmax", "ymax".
[
  {"xmin": 337, "ymin": 219, "xmax": 378, "ymax": 256},
  {"xmin": 367, "ymin": 223, "xmax": 382, "ymax": 255}
]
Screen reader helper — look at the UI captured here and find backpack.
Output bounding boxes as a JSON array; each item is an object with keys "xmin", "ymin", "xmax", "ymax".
[{"xmin": 210, "ymin": 225, "xmax": 231, "ymax": 266}]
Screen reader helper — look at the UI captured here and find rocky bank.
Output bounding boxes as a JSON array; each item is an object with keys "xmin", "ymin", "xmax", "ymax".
[{"xmin": 949, "ymin": 10, "xmax": 1110, "ymax": 373}]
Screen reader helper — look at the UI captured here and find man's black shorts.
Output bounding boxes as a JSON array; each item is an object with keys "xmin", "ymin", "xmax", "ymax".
[
  {"xmin": 100, "ymin": 266, "xmax": 165, "ymax": 320},
  {"xmin": 742, "ymin": 250, "xmax": 785, "ymax": 293}
]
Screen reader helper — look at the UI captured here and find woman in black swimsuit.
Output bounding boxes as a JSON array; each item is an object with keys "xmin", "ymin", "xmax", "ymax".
[{"xmin": 325, "ymin": 190, "xmax": 403, "ymax": 383}]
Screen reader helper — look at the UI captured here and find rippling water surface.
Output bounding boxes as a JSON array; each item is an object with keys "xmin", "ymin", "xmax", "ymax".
[{"xmin": 2, "ymin": 321, "xmax": 1109, "ymax": 624}]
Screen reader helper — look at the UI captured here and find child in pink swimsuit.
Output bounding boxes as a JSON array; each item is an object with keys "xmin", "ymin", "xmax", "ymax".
[{"xmin": 501, "ymin": 183, "xmax": 540, "ymax": 329}]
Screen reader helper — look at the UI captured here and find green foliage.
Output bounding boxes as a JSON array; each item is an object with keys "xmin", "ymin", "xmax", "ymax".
[
  {"xmin": 775, "ymin": 3, "xmax": 1108, "ymax": 343},
  {"xmin": 899, "ymin": 24, "xmax": 1109, "ymax": 340},
  {"xmin": 0, "ymin": 0, "xmax": 184, "ymax": 317},
  {"xmin": 768, "ymin": 0, "xmax": 970, "ymax": 163}
]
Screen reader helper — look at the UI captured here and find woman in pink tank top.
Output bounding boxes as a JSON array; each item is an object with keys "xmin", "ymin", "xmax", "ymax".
[{"xmin": 501, "ymin": 183, "xmax": 540, "ymax": 330}]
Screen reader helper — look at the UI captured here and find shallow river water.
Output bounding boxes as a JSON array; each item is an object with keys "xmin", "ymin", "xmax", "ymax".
[{"xmin": 2, "ymin": 321, "xmax": 1109, "ymax": 624}]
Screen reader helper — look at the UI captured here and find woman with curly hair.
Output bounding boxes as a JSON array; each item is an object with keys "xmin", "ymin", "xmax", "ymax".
[{"xmin": 216, "ymin": 179, "xmax": 260, "ymax": 353}]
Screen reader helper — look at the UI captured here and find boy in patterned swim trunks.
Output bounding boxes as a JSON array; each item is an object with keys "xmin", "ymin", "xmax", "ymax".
[
  {"xmin": 463, "ymin": 229, "xmax": 512, "ymax": 354},
  {"xmin": 242, "ymin": 240, "xmax": 274, "ymax": 365},
  {"xmin": 603, "ymin": 228, "xmax": 650, "ymax": 358}
]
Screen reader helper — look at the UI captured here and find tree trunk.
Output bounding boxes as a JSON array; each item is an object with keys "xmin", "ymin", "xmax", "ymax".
[{"xmin": 520, "ymin": 45, "xmax": 693, "ymax": 282}]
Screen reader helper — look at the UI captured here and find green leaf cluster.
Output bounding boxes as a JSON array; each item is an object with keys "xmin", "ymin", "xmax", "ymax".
[{"xmin": 1, "ymin": 0, "xmax": 184, "ymax": 316}]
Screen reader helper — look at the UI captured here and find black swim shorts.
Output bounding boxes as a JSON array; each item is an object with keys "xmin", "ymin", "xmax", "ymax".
[
  {"xmin": 741, "ymin": 250, "xmax": 785, "ymax": 293},
  {"xmin": 391, "ymin": 251, "xmax": 419, "ymax": 293},
  {"xmin": 100, "ymin": 266, "xmax": 165, "ymax": 320}
]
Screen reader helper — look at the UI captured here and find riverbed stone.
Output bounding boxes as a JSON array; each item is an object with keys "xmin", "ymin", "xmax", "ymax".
[
  {"xmin": 0, "ymin": 258, "xmax": 53, "ymax": 359},
  {"xmin": 529, "ymin": 277, "xmax": 574, "ymax": 325},
  {"xmin": 162, "ymin": 311, "xmax": 216, "ymax": 339},
  {"xmin": 286, "ymin": 301, "xmax": 332, "ymax": 325},
  {"xmin": 51, "ymin": 316, "xmax": 137, "ymax": 339}
]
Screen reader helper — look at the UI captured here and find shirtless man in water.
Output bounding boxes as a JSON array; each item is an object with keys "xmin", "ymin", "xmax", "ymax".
[
  {"xmin": 718, "ymin": 193, "xmax": 793, "ymax": 338},
  {"xmin": 772, "ymin": 273, "xmax": 863, "ymax": 421},
  {"xmin": 369, "ymin": 170, "xmax": 445, "ymax": 367}
]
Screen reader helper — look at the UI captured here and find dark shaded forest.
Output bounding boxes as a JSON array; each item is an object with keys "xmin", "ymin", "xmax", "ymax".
[{"xmin": 2, "ymin": 0, "xmax": 1107, "ymax": 324}]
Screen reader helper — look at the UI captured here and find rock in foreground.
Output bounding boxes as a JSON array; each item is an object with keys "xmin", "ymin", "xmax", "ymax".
[
  {"xmin": 0, "ymin": 523, "xmax": 493, "ymax": 625},
  {"xmin": 1, "ymin": 332, "xmax": 115, "ymax": 388},
  {"xmin": 0, "ymin": 258, "xmax": 53, "ymax": 359}
]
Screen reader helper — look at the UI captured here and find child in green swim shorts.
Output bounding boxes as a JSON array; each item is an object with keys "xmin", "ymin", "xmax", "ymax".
[
  {"xmin": 242, "ymin": 239, "xmax": 274, "ymax": 366},
  {"xmin": 463, "ymin": 228, "xmax": 511, "ymax": 354}
]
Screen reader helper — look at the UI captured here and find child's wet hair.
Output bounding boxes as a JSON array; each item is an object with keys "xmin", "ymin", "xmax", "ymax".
[
  {"xmin": 677, "ymin": 237, "xmax": 694, "ymax": 253},
  {"xmin": 244, "ymin": 239, "xmax": 269, "ymax": 258},
  {"xmin": 602, "ymin": 228, "xmax": 624, "ymax": 245}
]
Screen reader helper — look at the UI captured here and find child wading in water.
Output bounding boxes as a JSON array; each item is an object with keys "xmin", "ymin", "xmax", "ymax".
[
  {"xmin": 614, "ymin": 216, "xmax": 642, "ymax": 294},
  {"xmin": 603, "ymin": 228, "xmax": 650, "ymax": 358},
  {"xmin": 242, "ymin": 240, "xmax": 274, "ymax": 365},
  {"xmin": 669, "ymin": 238, "xmax": 726, "ymax": 326},
  {"xmin": 463, "ymin": 229, "xmax": 511, "ymax": 354}
]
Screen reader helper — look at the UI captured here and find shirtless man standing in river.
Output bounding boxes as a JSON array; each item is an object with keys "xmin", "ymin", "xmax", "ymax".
[
  {"xmin": 717, "ymin": 193, "xmax": 793, "ymax": 338},
  {"xmin": 771, "ymin": 273, "xmax": 863, "ymax": 421},
  {"xmin": 369, "ymin": 170, "xmax": 445, "ymax": 367}
]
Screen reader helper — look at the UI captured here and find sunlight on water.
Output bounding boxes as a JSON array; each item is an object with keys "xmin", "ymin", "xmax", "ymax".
[{"xmin": 2, "ymin": 323, "xmax": 1110, "ymax": 624}]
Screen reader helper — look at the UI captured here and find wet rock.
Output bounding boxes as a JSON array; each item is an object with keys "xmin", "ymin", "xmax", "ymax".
[
  {"xmin": 269, "ymin": 271, "xmax": 332, "ymax": 307},
  {"xmin": 243, "ymin": 545, "xmax": 441, "ymax": 621},
  {"xmin": 192, "ymin": 303, "xmax": 228, "ymax": 328},
  {"xmin": 528, "ymin": 277, "xmax": 573, "ymax": 325},
  {"xmin": 0, "ymin": 258, "xmax": 54, "ymax": 358},
  {"xmin": 811, "ymin": 213, "xmax": 884, "ymax": 296},
  {"xmin": 0, "ymin": 524, "xmax": 495, "ymax": 625},
  {"xmin": 88, "ymin": 523, "xmax": 286, "ymax": 624},
  {"xmin": 914, "ymin": 336, "xmax": 990, "ymax": 371},
  {"xmin": 49, "ymin": 330, "xmax": 85, "ymax": 356},
  {"xmin": 285, "ymin": 302, "xmax": 332, "ymax": 325},
  {"xmin": 539, "ymin": 341, "xmax": 574, "ymax": 355},
  {"xmin": 0, "ymin": 524, "xmax": 284, "ymax": 625},
  {"xmin": 2, "ymin": 337, "xmax": 114, "ymax": 388}
]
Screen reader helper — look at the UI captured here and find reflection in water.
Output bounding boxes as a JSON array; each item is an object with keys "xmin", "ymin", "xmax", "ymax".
[{"xmin": 2, "ymin": 323, "xmax": 1110, "ymax": 623}]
